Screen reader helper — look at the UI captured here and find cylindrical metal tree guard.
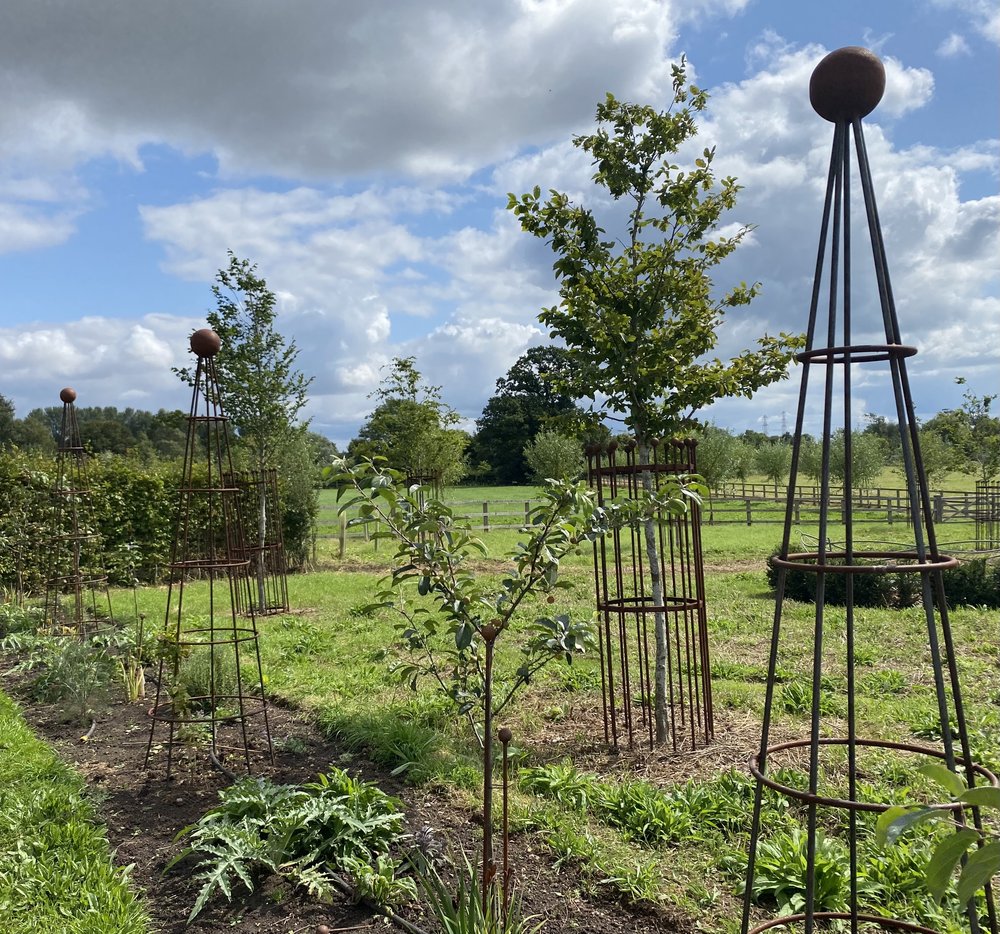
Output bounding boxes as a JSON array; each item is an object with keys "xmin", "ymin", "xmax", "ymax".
[
  {"xmin": 145, "ymin": 328, "xmax": 273, "ymax": 779},
  {"xmin": 586, "ymin": 437, "xmax": 712, "ymax": 751},
  {"xmin": 40, "ymin": 387, "xmax": 115, "ymax": 638},
  {"xmin": 974, "ymin": 481, "xmax": 1000, "ymax": 552},
  {"xmin": 741, "ymin": 48, "xmax": 997, "ymax": 933},
  {"xmin": 228, "ymin": 468, "xmax": 290, "ymax": 617}
]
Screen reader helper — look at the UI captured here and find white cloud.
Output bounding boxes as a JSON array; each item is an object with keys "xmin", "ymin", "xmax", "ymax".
[
  {"xmin": 0, "ymin": 314, "xmax": 203, "ymax": 415},
  {"xmin": 0, "ymin": 9, "xmax": 996, "ymax": 448},
  {"xmin": 931, "ymin": 0, "xmax": 1000, "ymax": 44},
  {"xmin": 937, "ymin": 33, "xmax": 972, "ymax": 57},
  {"xmin": 0, "ymin": 0, "xmax": 681, "ymax": 184}
]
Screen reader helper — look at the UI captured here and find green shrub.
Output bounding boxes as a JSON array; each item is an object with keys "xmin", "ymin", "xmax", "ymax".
[{"xmin": 766, "ymin": 547, "xmax": 1000, "ymax": 609}]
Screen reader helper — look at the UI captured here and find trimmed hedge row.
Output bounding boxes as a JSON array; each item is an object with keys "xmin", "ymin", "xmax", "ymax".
[
  {"xmin": 0, "ymin": 448, "xmax": 315, "ymax": 595},
  {"xmin": 766, "ymin": 548, "xmax": 1000, "ymax": 609}
]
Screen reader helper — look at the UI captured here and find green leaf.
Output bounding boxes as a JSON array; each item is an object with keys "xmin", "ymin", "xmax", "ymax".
[
  {"xmin": 875, "ymin": 806, "xmax": 945, "ymax": 847},
  {"xmin": 956, "ymin": 840, "xmax": 1000, "ymax": 905},
  {"xmin": 917, "ymin": 762, "xmax": 968, "ymax": 797},
  {"xmin": 455, "ymin": 622, "xmax": 474, "ymax": 651},
  {"xmin": 958, "ymin": 786, "xmax": 1000, "ymax": 809},
  {"xmin": 926, "ymin": 829, "xmax": 979, "ymax": 902}
]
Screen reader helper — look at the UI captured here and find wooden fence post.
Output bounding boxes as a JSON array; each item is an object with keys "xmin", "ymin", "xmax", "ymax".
[
  {"xmin": 525, "ymin": 501, "xmax": 531, "ymax": 525},
  {"xmin": 933, "ymin": 494, "xmax": 944, "ymax": 524},
  {"xmin": 745, "ymin": 500, "xmax": 752, "ymax": 526},
  {"xmin": 483, "ymin": 502, "xmax": 490, "ymax": 532}
]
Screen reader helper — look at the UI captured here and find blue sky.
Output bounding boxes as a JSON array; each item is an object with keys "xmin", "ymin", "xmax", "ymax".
[{"xmin": 0, "ymin": 0, "xmax": 997, "ymax": 447}]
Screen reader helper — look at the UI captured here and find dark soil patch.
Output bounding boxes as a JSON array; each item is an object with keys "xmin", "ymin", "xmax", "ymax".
[{"xmin": 1, "ymin": 672, "xmax": 699, "ymax": 934}]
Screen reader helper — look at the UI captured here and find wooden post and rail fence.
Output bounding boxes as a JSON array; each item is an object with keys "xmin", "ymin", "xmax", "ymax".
[{"xmin": 315, "ymin": 484, "xmax": 990, "ymax": 549}]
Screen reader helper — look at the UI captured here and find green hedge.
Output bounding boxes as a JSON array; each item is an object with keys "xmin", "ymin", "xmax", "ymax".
[
  {"xmin": 0, "ymin": 448, "xmax": 316, "ymax": 593},
  {"xmin": 766, "ymin": 548, "xmax": 1000, "ymax": 609}
]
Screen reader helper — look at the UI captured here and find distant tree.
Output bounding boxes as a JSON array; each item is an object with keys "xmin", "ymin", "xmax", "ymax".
[
  {"xmin": 524, "ymin": 429, "xmax": 584, "ymax": 483},
  {"xmin": 755, "ymin": 441, "xmax": 792, "ymax": 494},
  {"xmin": 829, "ymin": 430, "xmax": 888, "ymax": 489},
  {"xmin": 731, "ymin": 439, "xmax": 756, "ymax": 483},
  {"xmin": 176, "ymin": 252, "xmax": 315, "ymax": 590},
  {"xmin": 862, "ymin": 413, "xmax": 901, "ymax": 461},
  {"xmin": 924, "ymin": 379, "xmax": 1000, "ymax": 485},
  {"xmin": 13, "ymin": 410, "xmax": 56, "ymax": 453},
  {"xmin": 508, "ymin": 62, "xmax": 801, "ymax": 743},
  {"xmin": 350, "ymin": 357, "xmax": 467, "ymax": 486},
  {"xmin": 81, "ymin": 417, "xmax": 135, "ymax": 455},
  {"xmin": 303, "ymin": 431, "xmax": 340, "ymax": 470},
  {"xmin": 797, "ymin": 435, "xmax": 823, "ymax": 484},
  {"xmin": 694, "ymin": 426, "xmax": 737, "ymax": 491},
  {"xmin": 146, "ymin": 409, "xmax": 189, "ymax": 460},
  {"xmin": 469, "ymin": 346, "xmax": 582, "ymax": 485},
  {"xmin": 911, "ymin": 429, "xmax": 952, "ymax": 489},
  {"xmin": 0, "ymin": 395, "xmax": 15, "ymax": 447}
]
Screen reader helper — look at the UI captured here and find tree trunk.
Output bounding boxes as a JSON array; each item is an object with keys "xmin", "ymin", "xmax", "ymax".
[{"xmin": 638, "ymin": 441, "xmax": 669, "ymax": 744}]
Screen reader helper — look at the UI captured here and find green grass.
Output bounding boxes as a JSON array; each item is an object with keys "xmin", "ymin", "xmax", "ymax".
[{"xmin": 0, "ymin": 691, "xmax": 150, "ymax": 933}]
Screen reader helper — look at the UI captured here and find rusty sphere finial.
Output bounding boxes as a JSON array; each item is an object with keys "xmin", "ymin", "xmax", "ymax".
[
  {"xmin": 810, "ymin": 47, "xmax": 885, "ymax": 123},
  {"xmin": 190, "ymin": 328, "xmax": 222, "ymax": 358},
  {"xmin": 59, "ymin": 387, "xmax": 77, "ymax": 404}
]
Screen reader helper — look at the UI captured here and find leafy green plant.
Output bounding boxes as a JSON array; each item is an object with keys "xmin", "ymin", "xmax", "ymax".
[
  {"xmin": 343, "ymin": 853, "xmax": 417, "ymax": 909},
  {"xmin": 6, "ymin": 633, "xmax": 115, "ymax": 721},
  {"xmin": 595, "ymin": 779, "xmax": 691, "ymax": 846},
  {"xmin": 519, "ymin": 762, "xmax": 594, "ymax": 811},
  {"xmin": 740, "ymin": 828, "xmax": 849, "ymax": 914},
  {"xmin": 877, "ymin": 761, "xmax": 1000, "ymax": 910},
  {"xmin": 168, "ymin": 767, "xmax": 407, "ymax": 922}
]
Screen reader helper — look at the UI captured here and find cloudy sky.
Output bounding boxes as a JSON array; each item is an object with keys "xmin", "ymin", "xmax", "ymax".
[{"xmin": 1, "ymin": 0, "xmax": 997, "ymax": 446}]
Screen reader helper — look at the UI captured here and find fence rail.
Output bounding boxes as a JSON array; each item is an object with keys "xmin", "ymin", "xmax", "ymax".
[{"xmin": 315, "ymin": 488, "xmax": 985, "ymax": 543}]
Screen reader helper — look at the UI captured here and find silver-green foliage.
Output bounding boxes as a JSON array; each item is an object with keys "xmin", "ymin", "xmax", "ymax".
[
  {"xmin": 523, "ymin": 429, "xmax": 584, "ymax": 484},
  {"xmin": 168, "ymin": 767, "xmax": 407, "ymax": 922}
]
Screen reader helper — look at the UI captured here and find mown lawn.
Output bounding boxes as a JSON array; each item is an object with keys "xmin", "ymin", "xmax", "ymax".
[{"xmin": 0, "ymin": 691, "xmax": 150, "ymax": 934}]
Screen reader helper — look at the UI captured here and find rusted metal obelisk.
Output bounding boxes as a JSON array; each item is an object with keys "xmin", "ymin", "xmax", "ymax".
[{"xmin": 741, "ymin": 48, "xmax": 997, "ymax": 933}]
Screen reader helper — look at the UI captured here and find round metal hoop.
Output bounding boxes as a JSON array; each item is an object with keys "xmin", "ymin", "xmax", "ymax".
[
  {"xmin": 771, "ymin": 550, "xmax": 958, "ymax": 575},
  {"xmin": 750, "ymin": 736, "xmax": 998, "ymax": 812}
]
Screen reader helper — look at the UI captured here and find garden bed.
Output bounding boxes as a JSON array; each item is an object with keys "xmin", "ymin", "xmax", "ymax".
[{"xmin": 0, "ymin": 671, "xmax": 691, "ymax": 934}]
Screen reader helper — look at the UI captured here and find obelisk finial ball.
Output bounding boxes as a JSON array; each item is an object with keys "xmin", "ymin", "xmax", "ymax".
[
  {"xmin": 810, "ymin": 47, "xmax": 885, "ymax": 123},
  {"xmin": 59, "ymin": 387, "xmax": 77, "ymax": 404},
  {"xmin": 190, "ymin": 328, "xmax": 222, "ymax": 358}
]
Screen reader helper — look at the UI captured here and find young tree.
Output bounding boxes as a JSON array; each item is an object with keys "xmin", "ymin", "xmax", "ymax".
[
  {"xmin": 349, "ymin": 357, "xmax": 467, "ymax": 485},
  {"xmin": 177, "ymin": 253, "xmax": 315, "ymax": 596},
  {"xmin": 829, "ymin": 429, "xmax": 888, "ymax": 490},
  {"xmin": 924, "ymin": 379, "xmax": 1000, "ymax": 486},
  {"xmin": 755, "ymin": 441, "xmax": 792, "ymax": 494},
  {"xmin": 508, "ymin": 61, "xmax": 801, "ymax": 743},
  {"xmin": 523, "ymin": 429, "xmax": 584, "ymax": 483}
]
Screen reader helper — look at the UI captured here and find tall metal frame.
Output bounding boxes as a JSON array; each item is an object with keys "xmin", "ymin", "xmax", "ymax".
[
  {"xmin": 586, "ymin": 437, "xmax": 712, "ymax": 751},
  {"xmin": 41, "ymin": 387, "xmax": 115, "ymax": 638},
  {"xmin": 741, "ymin": 48, "xmax": 997, "ymax": 933},
  {"xmin": 145, "ymin": 329, "xmax": 273, "ymax": 779}
]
